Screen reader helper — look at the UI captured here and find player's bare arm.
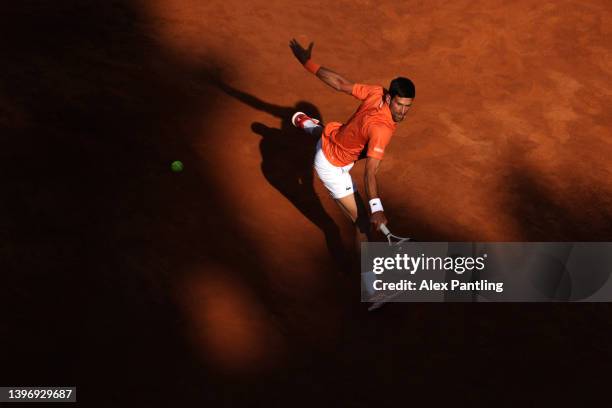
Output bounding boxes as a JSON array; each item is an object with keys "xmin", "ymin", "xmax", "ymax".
[
  {"xmin": 365, "ymin": 157, "xmax": 388, "ymax": 231},
  {"xmin": 289, "ymin": 39, "xmax": 354, "ymax": 94}
]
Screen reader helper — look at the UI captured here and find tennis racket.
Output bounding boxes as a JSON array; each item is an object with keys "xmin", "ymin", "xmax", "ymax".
[
  {"xmin": 379, "ymin": 224, "xmax": 412, "ymax": 247},
  {"xmin": 366, "ymin": 224, "xmax": 413, "ymax": 311}
]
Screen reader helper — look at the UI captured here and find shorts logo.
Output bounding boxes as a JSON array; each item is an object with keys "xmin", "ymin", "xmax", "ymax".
[
  {"xmin": 346, "ymin": 186, "xmax": 351, "ymax": 190},
  {"xmin": 373, "ymin": 147, "xmax": 384, "ymax": 153}
]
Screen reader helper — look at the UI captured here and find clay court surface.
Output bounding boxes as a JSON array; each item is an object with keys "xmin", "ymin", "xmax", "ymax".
[{"xmin": 2, "ymin": 0, "xmax": 612, "ymax": 405}]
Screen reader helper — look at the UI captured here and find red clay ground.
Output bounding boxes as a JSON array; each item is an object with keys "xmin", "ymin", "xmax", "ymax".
[{"xmin": 2, "ymin": 0, "xmax": 612, "ymax": 406}]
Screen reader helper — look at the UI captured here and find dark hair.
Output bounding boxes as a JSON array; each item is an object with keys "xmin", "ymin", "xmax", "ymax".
[{"xmin": 388, "ymin": 77, "xmax": 415, "ymax": 99}]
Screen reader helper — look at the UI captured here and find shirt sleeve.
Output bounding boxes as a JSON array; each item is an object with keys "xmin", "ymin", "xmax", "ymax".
[
  {"xmin": 366, "ymin": 125, "xmax": 393, "ymax": 160},
  {"xmin": 351, "ymin": 84, "xmax": 383, "ymax": 101}
]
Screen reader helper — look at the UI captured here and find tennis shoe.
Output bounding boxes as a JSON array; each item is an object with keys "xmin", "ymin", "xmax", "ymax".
[{"xmin": 291, "ymin": 111, "xmax": 320, "ymax": 129}]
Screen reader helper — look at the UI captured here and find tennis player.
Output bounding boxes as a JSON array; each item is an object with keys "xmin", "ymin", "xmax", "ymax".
[{"xmin": 289, "ymin": 38, "xmax": 415, "ymax": 251}]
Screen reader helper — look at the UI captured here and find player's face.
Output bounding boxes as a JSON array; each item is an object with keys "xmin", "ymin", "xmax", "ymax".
[{"xmin": 387, "ymin": 95, "xmax": 413, "ymax": 122}]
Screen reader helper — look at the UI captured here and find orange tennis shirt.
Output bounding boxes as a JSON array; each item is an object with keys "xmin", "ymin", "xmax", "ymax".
[{"xmin": 321, "ymin": 83, "xmax": 397, "ymax": 167}]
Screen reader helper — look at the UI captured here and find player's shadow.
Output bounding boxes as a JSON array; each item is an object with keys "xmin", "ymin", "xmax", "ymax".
[{"xmin": 216, "ymin": 82, "xmax": 348, "ymax": 269}]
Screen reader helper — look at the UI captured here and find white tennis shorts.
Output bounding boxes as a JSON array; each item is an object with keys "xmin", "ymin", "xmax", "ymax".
[{"xmin": 314, "ymin": 138, "xmax": 356, "ymax": 199}]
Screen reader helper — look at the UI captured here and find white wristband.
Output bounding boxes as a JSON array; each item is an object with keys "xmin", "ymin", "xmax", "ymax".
[{"xmin": 369, "ymin": 198, "xmax": 384, "ymax": 213}]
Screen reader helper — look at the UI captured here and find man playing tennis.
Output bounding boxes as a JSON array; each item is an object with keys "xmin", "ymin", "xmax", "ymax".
[{"xmin": 289, "ymin": 38, "xmax": 415, "ymax": 251}]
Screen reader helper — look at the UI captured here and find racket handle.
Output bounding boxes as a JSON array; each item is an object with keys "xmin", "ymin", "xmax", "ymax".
[{"xmin": 380, "ymin": 224, "xmax": 391, "ymax": 237}]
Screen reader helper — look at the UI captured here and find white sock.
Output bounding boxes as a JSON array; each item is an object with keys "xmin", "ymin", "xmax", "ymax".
[{"xmin": 302, "ymin": 119, "xmax": 318, "ymax": 129}]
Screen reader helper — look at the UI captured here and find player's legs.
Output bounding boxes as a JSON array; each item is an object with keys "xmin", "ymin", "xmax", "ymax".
[
  {"xmin": 312, "ymin": 142, "xmax": 370, "ymax": 256},
  {"xmin": 294, "ymin": 111, "xmax": 370, "ymax": 263},
  {"xmin": 335, "ymin": 191, "xmax": 370, "ymax": 253}
]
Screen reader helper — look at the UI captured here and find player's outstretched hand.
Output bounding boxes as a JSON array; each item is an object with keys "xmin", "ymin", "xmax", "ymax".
[
  {"xmin": 370, "ymin": 211, "xmax": 388, "ymax": 232},
  {"xmin": 289, "ymin": 38, "xmax": 314, "ymax": 65}
]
